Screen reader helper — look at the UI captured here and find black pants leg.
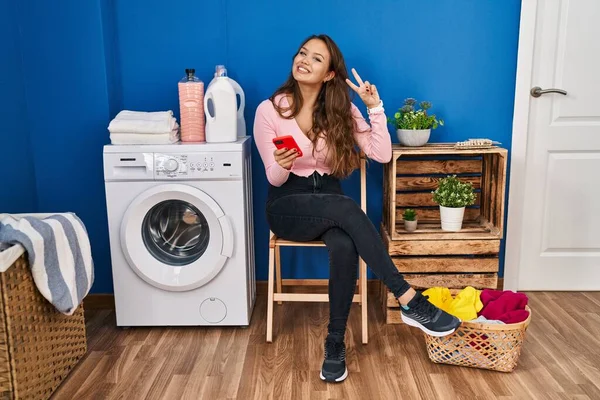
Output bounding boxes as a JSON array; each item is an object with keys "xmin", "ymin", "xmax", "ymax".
[
  {"xmin": 266, "ymin": 172, "xmax": 411, "ymax": 337},
  {"xmin": 266, "ymin": 193, "xmax": 410, "ymax": 299},
  {"xmin": 321, "ymin": 227, "xmax": 359, "ymax": 335}
]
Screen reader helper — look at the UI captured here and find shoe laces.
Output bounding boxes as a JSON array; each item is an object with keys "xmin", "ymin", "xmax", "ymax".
[
  {"xmin": 325, "ymin": 338, "xmax": 346, "ymax": 361},
  {"xmin": 411, "ymin": 294, "xmax": 440, "ymax": 319}
]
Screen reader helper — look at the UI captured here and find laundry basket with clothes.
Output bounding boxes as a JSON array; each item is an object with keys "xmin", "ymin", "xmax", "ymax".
[
  {"xmin": 0, "ymin": 213, "xmax": 91, "ymax": 399},
  {"xmin": 420, "ymin": 286, "xmax": 531, "ymax": 372}
]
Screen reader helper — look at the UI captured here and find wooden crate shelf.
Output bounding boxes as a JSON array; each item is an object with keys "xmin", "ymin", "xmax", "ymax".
[
  {"xmin": 382, "ymin": 227, "xmax": 501, "ymax": 255},
  {"xmin": 381, "ymin": 225, "xmax": 500, "ymax": 286},
  {"xmin": 390, "ymin": 256, "xmax": 499, "ymax": 273},
  {"xmin": 382, "ymin": 143, "xmax": 508, "ymax": 241},
  {"xmin": 380, "ymin": 143, "xmax": 508, "ymax": 324}
]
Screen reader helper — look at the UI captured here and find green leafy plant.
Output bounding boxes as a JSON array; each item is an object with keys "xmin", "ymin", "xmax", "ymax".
[
  {"xmin": 389, "ymin": 98, "xmax": 444, "ymax": 130},
  {"xmin": 403, "ymin": 208, "xmax": 417, "ymax": 221},
  {"xmin": 432, "ymin": 175, "xmax": 476, "ymax": 208}
]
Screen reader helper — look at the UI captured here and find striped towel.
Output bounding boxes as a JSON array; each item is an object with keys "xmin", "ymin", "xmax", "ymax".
[{"xmin": 0, "ymin": 213, "xmax": 94, "ymax": 315}]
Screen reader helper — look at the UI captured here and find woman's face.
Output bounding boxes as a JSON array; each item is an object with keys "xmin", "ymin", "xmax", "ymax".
[{"xmin": 292, "ymin": 38, "xmax": 334, "ymax": 85}]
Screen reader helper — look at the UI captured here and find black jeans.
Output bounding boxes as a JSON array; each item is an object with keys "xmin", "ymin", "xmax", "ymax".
[{"xmin": 266, "ymin": 172, "xmax": 411, "ymax": 335}]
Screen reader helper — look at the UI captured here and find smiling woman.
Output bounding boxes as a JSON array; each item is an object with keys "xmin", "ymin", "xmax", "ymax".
[
  {"xmin": 268, "ymin": 34, "xmax": 384, "ymax": 180},
  {"xmin": 253, "ymin": 33, "xmax": 462, "ymax": 384}
]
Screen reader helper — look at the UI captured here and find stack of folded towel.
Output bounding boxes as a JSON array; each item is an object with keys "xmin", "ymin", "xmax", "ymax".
[{"xmin": 108, "ymin": 110, "xmax": 180, "ymax": 144}]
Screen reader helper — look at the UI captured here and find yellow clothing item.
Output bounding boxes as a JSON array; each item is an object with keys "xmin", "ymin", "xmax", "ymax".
[
  {"xmin": 422, "ymin": 286, "xmax": 483, "ymax": 321},
  {"xmin": 421, "ymin": 287, "xmax": 452, "ymax": 311}
]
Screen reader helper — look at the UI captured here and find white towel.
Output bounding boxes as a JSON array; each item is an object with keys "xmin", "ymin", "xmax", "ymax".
[
  {"xmin": 110, "ymin": 129, "xmax": 180, "ymax": 145},
  {"xmin": 108, "ymin": 110, "xmax": 178, "ymax": 134},
  {"xmin": 0, "ymin": 213, "xmax": 94, "ymax": 315},
  {"xmin": 116, "ymin": 110, "xmax": 174, "ymax": 121},
  {"xmin": 469, "ymin": 316, "xmax": 505, "ymax": 324},
  {"xmin": 0, "ymin": 242, "xmax": 26, "ymax": 273}
]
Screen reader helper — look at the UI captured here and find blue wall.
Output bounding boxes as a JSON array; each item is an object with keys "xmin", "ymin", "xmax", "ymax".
[
  {"xmin": 6, "ymin": 0, "xmax": 113, "ymax": 289},
  {"xmin": 1, "ymin": 0, "xmax": 37, "ymax": 213},
  {"xmin": 4, "ymin": 1, "xmax": 521, "ymax": 293}
]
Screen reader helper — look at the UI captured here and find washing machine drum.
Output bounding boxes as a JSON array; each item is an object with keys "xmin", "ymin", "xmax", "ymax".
[
  {"xmin": 142, "ymin": 200, "xmax": 210, "ymax": 265},
  {"xmin": 120, "ymin": 184, "xmax": 234, "ymax": 291}
]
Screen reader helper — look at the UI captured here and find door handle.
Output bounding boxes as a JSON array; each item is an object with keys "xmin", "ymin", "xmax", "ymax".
[{"xmin": 530, "ymin": 86, "xmax": 567, "ymax": 98}]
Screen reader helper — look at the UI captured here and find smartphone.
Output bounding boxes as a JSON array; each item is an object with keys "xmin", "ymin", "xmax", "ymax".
[{"xmin": 272, "ymin": 135, "xmax": 303, "ymax": 157}]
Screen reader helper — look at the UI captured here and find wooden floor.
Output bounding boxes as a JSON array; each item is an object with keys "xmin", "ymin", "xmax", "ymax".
[{"xmin": 51, "ymin": 292, "xmax": 600, "ymax": 400}]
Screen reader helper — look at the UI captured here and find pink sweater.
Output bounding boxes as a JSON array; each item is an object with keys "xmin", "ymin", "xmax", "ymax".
[{"xmin": 254, "ymin": 94, "xmax": 392, "ymax": 187}]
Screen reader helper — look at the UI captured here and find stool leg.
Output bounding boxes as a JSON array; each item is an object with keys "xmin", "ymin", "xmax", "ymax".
[
  {"xmin": 360, "ymin": 258, "xmax": 368, "ymax": 344},
  {"xmin": 357, "ymin": 261, "xmax": 362, "ymax": 306},
  {"xmin": 275, "ymin": 246, "xmax": 282, "ymax": 305},
  {"xmin": 267, "ymin": 246, "xmax": 275, "ymax": 343}
]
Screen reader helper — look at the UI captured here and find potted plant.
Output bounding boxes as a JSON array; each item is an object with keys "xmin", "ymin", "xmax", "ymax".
[
  {"xmin": 402, "ymin": 208, "xmax": 417, "ymax": 232},
  {"xmin": 403, "ymin": 209, "xmax": 418, "ymax": 232},
  {"xmin": 389, "ymin": 98, "xmax": 444, "ymax": 146},
  {"xmin": 432, "ymin": 175, "xmax": 476, "ymax": 231}
]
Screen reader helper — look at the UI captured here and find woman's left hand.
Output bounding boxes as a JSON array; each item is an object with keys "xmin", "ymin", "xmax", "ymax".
[{"xmin": 345, "ymin": 68, "xmax": 381, "ymax": 109}]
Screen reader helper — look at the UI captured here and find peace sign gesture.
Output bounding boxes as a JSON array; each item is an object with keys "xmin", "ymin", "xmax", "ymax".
[{"xmin": 345, "ymin": 68, "xmax": 381, "ymax": 109}]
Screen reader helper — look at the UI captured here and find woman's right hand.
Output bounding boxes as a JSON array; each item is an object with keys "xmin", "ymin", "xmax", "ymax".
[{"xmin": 273, "ymin": 148, "xmax": 299, "ymax": 170}]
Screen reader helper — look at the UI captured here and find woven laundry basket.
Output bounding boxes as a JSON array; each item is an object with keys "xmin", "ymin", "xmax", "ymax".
[
  {"xmin": 0, "ymin": 247, "xmax": 87, "ymax": 400},
  {"xmin": 424, "ymin": 306, "xmax": 531, "ymax": 372}
]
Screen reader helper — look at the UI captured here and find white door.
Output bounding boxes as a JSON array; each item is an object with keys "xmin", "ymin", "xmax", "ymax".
[
  {"xmin": 505, "ymin": 0, "xmax": 600, "ymax": 290},
  {"xmin": 120, "ymin": 183, "xmax": 234, "ymax": 291}
]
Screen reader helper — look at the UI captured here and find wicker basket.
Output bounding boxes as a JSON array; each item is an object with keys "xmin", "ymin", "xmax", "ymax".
[
  {"xmin": 424, "ymin": 306, "xmax": 531, "ymax": 372},
  {"xmin": 0, "ymin": 252, "xmax": 87, "ymax": 400}
]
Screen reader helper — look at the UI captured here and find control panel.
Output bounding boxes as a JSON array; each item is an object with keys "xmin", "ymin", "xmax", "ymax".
[{"xmin": 154, "ymin": 152, "xmax": 243, "ymax": 179}]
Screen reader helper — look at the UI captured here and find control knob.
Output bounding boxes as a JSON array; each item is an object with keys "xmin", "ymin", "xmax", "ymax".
[{"xmin": 165, "ymin": 158, "xmax": 179, "ymax": 172}]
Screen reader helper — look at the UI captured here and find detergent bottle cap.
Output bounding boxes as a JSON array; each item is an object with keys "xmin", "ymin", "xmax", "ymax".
[
  {"xmin": 186, "ymin": 68, "xmax": 196, "ymax": 79},
  {"xmin": 181, "ymin": 68, "xmax": 201, "ymax": 83},
  {"xmin": 215, "ymin": 65, "xmax": 227, "ymax": 77}
]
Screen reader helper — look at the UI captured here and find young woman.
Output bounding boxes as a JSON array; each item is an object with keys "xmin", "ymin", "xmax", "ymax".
[{"xmin": 254, "ymin": 34, "xmax": 460, "ymax": 383}]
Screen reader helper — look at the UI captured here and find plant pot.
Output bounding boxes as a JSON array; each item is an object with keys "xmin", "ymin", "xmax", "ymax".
[
  {"xmin": 396, "ymin": 128, "xmax": 431, "ymax": 147},
  {"xmin": 404, "ymin": 219, "xmax": 418, "ymax": 232},
  {"xmin": 439, "ymin": 205, "xmax": 465, "ymax": 231}
]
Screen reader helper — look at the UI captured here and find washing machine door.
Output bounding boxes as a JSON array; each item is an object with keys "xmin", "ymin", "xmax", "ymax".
[{"xmin": 120, "ymin": 183, "xmax": 233, "ymax": 291}]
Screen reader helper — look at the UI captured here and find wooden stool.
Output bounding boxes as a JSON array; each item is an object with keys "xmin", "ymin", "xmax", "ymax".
[{"xmin": 266, "ymin": 156, "xmax": 368, "ymax": 344}]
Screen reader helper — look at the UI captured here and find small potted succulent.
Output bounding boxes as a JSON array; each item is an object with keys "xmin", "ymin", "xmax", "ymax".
[
  {"xmin": 403, "ymin": 208, "xmax": 418, "ymax": 232},
  {"xmin": 389, "ymin": 98, "xmax": 444, "ymax": 147},
  {"xmin": 432, "ymin": 175, "xmax": 476, "ymax": 231}
]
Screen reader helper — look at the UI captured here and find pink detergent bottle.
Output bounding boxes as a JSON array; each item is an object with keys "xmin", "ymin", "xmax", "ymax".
[{"xmin": 178, "ymin": 68, "xmax": 205, "ymax": 142}]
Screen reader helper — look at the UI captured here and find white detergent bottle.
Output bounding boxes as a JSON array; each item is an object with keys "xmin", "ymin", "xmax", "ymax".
[
  {"xmin": 208, "ymin": 65, "xmax": 246, "ymax": 138},
  {"xmin": 230, "ymin": 78, "xmax": 246, "ymax": 138},
  {"xmin": 204, "ymin": 65, "xmax": 237, "ymax": 143}
]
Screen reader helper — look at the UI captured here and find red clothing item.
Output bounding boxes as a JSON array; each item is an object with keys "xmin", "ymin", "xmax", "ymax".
[{"xmin": 479, "ymin": 289, "xmax": 529, "ymax": 324}]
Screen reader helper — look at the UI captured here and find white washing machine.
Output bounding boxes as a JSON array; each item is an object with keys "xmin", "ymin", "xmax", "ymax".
[{"xmin": 103, "ymin": 137, "xmax": 255, "ymax": 326}]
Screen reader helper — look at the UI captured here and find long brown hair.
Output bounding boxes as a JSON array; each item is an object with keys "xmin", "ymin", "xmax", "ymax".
[{"xmin": 269, "ymin": 34, "xmax": 360, "ymax": 178}]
